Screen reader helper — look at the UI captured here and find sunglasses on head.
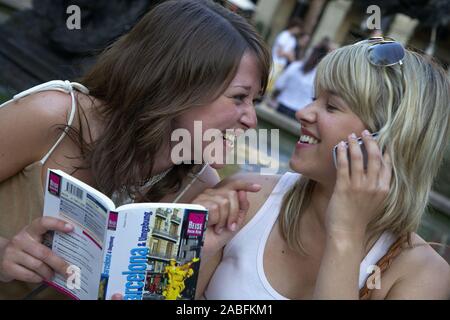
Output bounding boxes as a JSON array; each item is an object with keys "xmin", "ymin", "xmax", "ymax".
[{"xmin": 355, "ymin": 36, "xmax": 405, "ymax": 67}]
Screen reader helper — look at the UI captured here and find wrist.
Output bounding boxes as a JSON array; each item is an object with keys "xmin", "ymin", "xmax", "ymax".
[
  {"xmin": 326, "ymin": 222, "xmax": 366, "ymax": 240},
  {"xmin": 325, "ymin": 228, "xmax": 366, "ymax": 254}
]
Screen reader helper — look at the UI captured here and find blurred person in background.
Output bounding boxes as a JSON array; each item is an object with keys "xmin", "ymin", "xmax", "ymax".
[
  {"xmin": 273, "ymin": 38, "xmax": 331, "ymax": 119},
  {"xmin": 266, "ymin": 18, "xmax": 304, "ymax": 97},
  {"xmin": 294, "ymin": 33, "xmax": 311, "ymax": 63}
]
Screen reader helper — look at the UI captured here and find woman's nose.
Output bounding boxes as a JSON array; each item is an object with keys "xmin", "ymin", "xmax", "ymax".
[
  {"xmin": 295, "ymin": 101, "xmax": 316, "ymax": 123},
  {"xmin": 241, "ymin": 104, "xmax": 258, "ymax": 129}
]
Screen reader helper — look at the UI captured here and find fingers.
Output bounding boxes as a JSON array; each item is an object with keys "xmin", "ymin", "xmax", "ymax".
[
  {"xmin": 194, "ymin": 179, "xmax": 261, "ymax": 235},
  {"xmin": 27, "ymin": 217, "xmax": 74, "ymax": 241},
  {"xmin": 11, "ymin": 219, "xmax": 71, "ymax": 278},
  {"xmin": 20, "ymin": 240, "xmax": 70, "ymax": 278},
  {"xmin": 336, "ymin": 140, "xmax": 350, "ymax": 185},
  {"xmin": 13, "ymin": 250, "xmax": 55, "ymax": 281},
  {"xmin": 1, "ymin": 244, "xmax": 54, "ymax": 283},
  {"xmin": 237, "ymin": 190, "xmax": 249, "ymax": 218},
  {"xmin": 1, "ymin": 260, "xmax": 43, "ymax": 283},
  {"xmin": 226, "ymin": 190, "xmax": 239, "ymax": 232},
  {"xmin": 361, "ymin": 130, "xmax": 382, "ymax": 184},
  {"xmin": 217, "ymin": 179, "xmax": 262, "ymax": 193},
  {"xmin": 209, "ymin": 191, "xmax": 240, "ymax": 233},
  {"xmin": 379, "ymin": 151, "xmax": 392, "ymax": 190},
  {"xmin": 338, "ymin": 130, "xmax": 390, "ymax": 194},
  {"xmin": 347, "ymin": 133, "xmax": 364, "ymax": 183},
  {"xmin": 219, "ymin": 181, "xmax": 260, "ymax": 231},
  {"xmin": 212, "ymin": 195, "xmax": 230, "ymax": 234},
  {"xmin": 0, "ymin": 217, "xmax": 73, "ymax": 284},
  {"xmin": 111, "ymin": 293, "xmax": 123, "ymax": 300},
  {"xmin": 200, "ymin": 199, "xmax": 220, "ymax": 226}
]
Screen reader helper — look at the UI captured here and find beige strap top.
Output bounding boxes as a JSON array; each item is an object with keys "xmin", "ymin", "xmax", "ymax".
[{"xmin": 0, "ymin": 80, "xmax": 89, "ymax": 299}]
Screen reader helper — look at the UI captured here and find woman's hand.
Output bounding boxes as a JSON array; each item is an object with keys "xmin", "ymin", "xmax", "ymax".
[
  {"xmin": 0, "ymin": 217, "xmax": 73, "ymax": 283},
  {"xmin": 111, "ymin": 293, "xmax": 123, "ymax": 300},
  {"xmin": 325, "ymin": 130, "xmax": 392, "ymax": 239},
  {"xmin": 313, "ymin": 130, "xmax": 392, "ymax": 299},
  {"xmin": 191, "ymin": 179, "xmax": 261, "ymax": 259}
]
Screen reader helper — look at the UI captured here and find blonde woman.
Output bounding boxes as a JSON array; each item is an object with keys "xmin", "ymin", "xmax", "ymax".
[{"xmin": 194, "ymin": 38, "xmax": 450, "ymax": 299}]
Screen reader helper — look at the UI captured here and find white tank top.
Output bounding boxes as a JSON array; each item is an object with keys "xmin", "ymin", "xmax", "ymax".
[{"xmin": 204, "ymin": 172, "xmax": 396, "ymax": 300}]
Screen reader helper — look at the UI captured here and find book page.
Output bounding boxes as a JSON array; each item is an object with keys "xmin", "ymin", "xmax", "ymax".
[
  {"xmin": 104, "ymin": 203, "xmax": 208, "ymax": 300},
  {"xmin": 42, "ymin": 169, "xmax": 115, "ymax": 300}
]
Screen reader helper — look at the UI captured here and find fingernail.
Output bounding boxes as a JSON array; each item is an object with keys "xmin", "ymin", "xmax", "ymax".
[
  {"xmin": 362, "ymin": 130, "xmax": 370, "ymax": 136},
  {"xmin": 216, "ymin": 228, "xmax": 223, "ymax": 234},
  {"xmin": 252, "ymin": 184, "xmax": 261, "ymax": 189},
  {"xmin": 350, "ymin": 133, "xmax": 357, "ymax": 139},
  {"xmin": 339, "ymin": 141, "xmax": 346, "ymax": 148},
  {"xmin": 230, "ymin": 223, "xmax": 237, "ymax": 232},
  {"xmin": 65, "ymin": 224, "xmax": 73, "ymax": 231}
]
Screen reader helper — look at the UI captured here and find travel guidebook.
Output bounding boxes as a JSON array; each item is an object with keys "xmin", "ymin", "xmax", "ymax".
[{"xmin": 42, "ymin": 169, "xmax": 208, "ymax": 300}]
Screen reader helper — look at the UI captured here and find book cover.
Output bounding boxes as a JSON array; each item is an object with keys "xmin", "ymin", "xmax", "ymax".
[{"xmin": 42, "ymin": 169, "xmax": 208, "ymax": 300}]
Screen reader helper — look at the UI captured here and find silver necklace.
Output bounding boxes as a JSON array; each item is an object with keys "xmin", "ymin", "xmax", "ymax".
[
  {"xmin": 139, "ymin": 167, "xmax": 172, "ymax": 189},
  {"xmin": 112, "ymin": 167, "xmax": 173, "ymax": 205}
]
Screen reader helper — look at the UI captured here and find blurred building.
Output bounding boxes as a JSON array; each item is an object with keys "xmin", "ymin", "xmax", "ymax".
[{"xmin": 252, "ymin": 0, "xmax": 450, "ymax": 73}]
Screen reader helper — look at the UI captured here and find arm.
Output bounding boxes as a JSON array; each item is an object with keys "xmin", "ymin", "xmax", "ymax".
[
  {"xmin": 0, "ymin": 91, "xmax": 74, "ymax": 283},
  {"xmin": 313, "ymin": 131, "xmax": 392, "ymax": 299},
  {"xmin": 191, "ymin": 175, "xmax": 265, "ymax": 298},
  {"xmin": 195, "ymin": 249, "xmax": 223, "ymax": 299},
  {"xmin": 313, "ymin": 232, "xmax": 365, "ymax": 299}
]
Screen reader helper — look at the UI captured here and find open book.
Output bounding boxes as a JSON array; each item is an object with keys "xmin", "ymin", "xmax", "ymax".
[{"xmin": 42, "ymin": 169, "xmax": 208, "ymax": 300}]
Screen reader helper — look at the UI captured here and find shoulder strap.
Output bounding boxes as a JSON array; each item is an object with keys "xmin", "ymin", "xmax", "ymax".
[
  {"xmin": 172, "ymin": 164, "xmax": 209, "ymax": 203},
  {"xmin": 1, "ymin": 80, "xmax": 90, "ymax": 164},
  {"xmin": 4, "ymin": 80, "xmax": 89, "ymax": 164},
  {"xmin": 359, "ymin": 234, "xmax": 408, "ymax": 300},
  {"xmin": 39, "ymin": 81, "xmax": 89, "ymax": 164}
]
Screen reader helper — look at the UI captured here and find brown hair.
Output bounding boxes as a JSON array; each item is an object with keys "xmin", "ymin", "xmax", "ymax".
[
  {"xmin": 301, "ymin": 38, "xmax": 329, "ymax": 73},
  {"xmin": 286, "ymin": 17, "xmax": 303, "ymax": 30},
  {"xmin": 74, "ymin": 0, "xmax": 270, "ymax": 201}
]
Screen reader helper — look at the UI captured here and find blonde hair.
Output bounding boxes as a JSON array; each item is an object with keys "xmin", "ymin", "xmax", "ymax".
[{"xmin": 279, "ymin": 42, "xmax": 450, "ymax": 253}]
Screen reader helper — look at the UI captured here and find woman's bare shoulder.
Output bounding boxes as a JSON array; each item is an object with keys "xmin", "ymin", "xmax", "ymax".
[
  {"xmin": 0, "ymin": 91, "xmax": 73, "ymax": 181},
  {"xmin": 377, "ymin": 233, "xmax": 450, "ymax": 299}
]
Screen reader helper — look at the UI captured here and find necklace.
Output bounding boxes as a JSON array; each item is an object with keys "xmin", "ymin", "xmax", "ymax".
[
  {"xmin": 112, "ymin": 167, "xmax": 173, "ymax": 205},
  {"xmin": 139, "ymin": 167, "xmax": 172, "ymax": 189}
]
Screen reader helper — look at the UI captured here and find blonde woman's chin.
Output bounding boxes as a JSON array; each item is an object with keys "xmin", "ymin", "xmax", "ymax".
[
  {"xmin": 288, "ymin": 158, "xmax": 327, "ymax": 181},
  {"xmin": 289, "ymin": 156, "xmax": 305, "ymax": 174}
]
